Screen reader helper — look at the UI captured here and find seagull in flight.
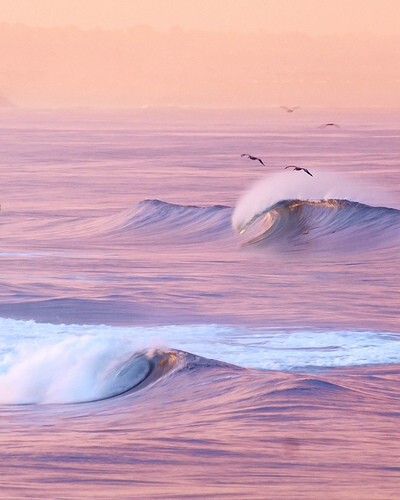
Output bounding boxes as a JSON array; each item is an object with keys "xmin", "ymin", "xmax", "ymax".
[
  {"xmin": 241, "ymin": 154, "xmax": 265, "ymax": 166},
  {"xmin": 319, "ymin": 123, "xmax": 340, "ymax": 128},
  {"xmin": 281, "ymin": 106, "xmax": 299, "ymax": 113},
  {"xmin": 284, "ymin": 165, "xmax": 313, "ymax": 177}
]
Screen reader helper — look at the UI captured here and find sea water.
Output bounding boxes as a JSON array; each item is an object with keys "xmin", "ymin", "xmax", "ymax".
[{"xmin": 0, "ymin": 107, "xmax": 399, "ymax": 498}]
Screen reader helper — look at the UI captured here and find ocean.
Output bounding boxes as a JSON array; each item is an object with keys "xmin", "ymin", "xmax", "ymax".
[{"xmin": 0, "ymin": 107, "xmax": 399, "ymax": 498}]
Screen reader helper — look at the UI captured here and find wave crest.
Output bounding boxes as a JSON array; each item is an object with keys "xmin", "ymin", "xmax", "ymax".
[
  {"xmin": 237, "ymin": 198, "xmax": 400, "ymax": 252},
  {"xmin": 232, "ymin": 172, "xmax": 400, "ymax": 252}
]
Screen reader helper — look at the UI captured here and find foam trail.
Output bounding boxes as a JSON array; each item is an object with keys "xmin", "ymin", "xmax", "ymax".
[
  {"xmin": 232, "ymin": 171, "xmax": 394, "ymax": 233},
  {"xmin": 1, "ymin": 320, "xmax": 400, "ymax": 404}
]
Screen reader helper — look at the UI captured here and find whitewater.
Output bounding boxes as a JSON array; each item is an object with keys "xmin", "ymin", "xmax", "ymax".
[{"xmin": 0, "ymin": 107, "xmax": 399, "ymax": 499}]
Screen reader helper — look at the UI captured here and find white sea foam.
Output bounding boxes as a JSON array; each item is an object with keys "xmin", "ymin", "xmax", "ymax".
[
  {"xmin": 0, "ymin": 318, "xmax": 399, "ymax": 404},
  {"xmin": 0, "ymin": 333, "xmax": 140, "ymax": 404}
]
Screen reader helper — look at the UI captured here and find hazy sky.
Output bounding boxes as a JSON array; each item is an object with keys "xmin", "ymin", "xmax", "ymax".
[
  {"xmin": 1, "ymin": 0, "xmax": 400, "ymax": 108},
  {"xmin": 1, "ymin": 0, "xmax": 400, "ymax": 35}
]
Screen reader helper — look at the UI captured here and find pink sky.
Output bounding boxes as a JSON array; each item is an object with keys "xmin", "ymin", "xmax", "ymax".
[{"xmin": 1, "ymin": 1, "xmax": 400, "ymax": 108}]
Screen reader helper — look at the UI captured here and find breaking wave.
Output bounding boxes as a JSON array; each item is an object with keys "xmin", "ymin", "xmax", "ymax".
[
  {"xmin": 233, "ymin": 172, "xmax": 400, "ymax": 251},
  {"xmin": 237, "ymin": 198, "xmax": 400, "ymax": 251},
  {"xmin": 0, "ymin": 336, "xmax": 183, "ymax": 405},
  {"xmin": 2, "ymin": 319, "xmax": 400, "ymax": 404}
]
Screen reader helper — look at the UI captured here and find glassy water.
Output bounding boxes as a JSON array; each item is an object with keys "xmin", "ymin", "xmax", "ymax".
[{"xmin": 0, "ymin": 107, "xmax": 399, "ymax": 498}]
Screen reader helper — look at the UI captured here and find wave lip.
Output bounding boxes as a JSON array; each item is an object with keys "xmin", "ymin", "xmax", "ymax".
[{"xmin": 91, "ymin": 349, "xmax": 181, "ymax": 402}]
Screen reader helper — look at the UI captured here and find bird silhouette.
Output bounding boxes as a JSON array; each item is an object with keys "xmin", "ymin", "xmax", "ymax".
[
  {"xmin": 281, "ymin": 106, "xmax": 299, "ymax": 113},
  {"xmin": 319, "ymin": 123, "xmax": 340, "ymax": 128},
  {"xmin": 284, "ymin": 165, "xmax": 313, "ymax": 177},
  {"xmin": 241, "ymin": 154, "xmax": 265, "ymax": 166}
]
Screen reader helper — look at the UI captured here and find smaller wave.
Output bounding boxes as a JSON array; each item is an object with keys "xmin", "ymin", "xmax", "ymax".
[
  {"xmin": 33, "ymin": 200, "xmax": 234, "ymax": 243},
  {"xmin": 266, "ymin": 377, "xmax": 353, "ymax": 398},
  {"xmin": 115, "ymin": 199, "xmax": 233, "ymax": 241}
]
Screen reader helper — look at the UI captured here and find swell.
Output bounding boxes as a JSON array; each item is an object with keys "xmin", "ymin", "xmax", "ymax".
[
  {"xmin": 238, "ymin": 198, "xmax": 400, "ymax": 252},
  {"xmin": 105, "ymin": 199, "xmax": 233, "ymax": 242},
  {"xmin": 114, "ymin": 354, "xmax": 400, "ymax": 407},
  {"xmin": 3, "ymin": 199, "xmax": 233, "ymax": 244}
]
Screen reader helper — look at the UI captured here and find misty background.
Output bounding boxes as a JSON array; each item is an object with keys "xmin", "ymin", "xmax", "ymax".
[{"xmin": 1, "ymin": 23, "xmax": 400, "ymax": 109}]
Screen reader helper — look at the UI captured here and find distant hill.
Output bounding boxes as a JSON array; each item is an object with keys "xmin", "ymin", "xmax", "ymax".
[{"xmin": 0, "ymin": 93, "xmax": 14, "ymax": 107}]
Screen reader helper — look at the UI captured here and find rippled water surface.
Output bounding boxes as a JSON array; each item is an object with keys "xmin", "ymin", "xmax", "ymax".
[{"xmin": 0, "ymin": 108, "xmax": 399, "ymax": 498}]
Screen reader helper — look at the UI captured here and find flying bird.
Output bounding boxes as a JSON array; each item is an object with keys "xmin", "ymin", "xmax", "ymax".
[
  {"xmin": 241, "ymin": 154, "xmax": 265, "ymax": 166},
  {"xmin": 281, "ymin": 106, "xmax": 299, "ymax": 113},
  {"xmin": 319, "ymin": 123, "xmax": 340, "ymax": 128},
  {"xmin": 284, "ymin": 165, "xmax": 313, "ymax": 177}
]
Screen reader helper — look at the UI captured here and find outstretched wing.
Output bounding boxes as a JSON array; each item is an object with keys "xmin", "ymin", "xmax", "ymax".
[{"xmin": 281, "ymin": 106, "xmax": 298, "ymax": 112}]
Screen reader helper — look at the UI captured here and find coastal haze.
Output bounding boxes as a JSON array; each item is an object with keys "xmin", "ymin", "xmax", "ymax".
[
  {"xmin": 1, "ymin": 0, "xmax": 400, "ymax": 108},
  {"xmin": 1, "ymin": 2, "xmax": 400, "ymax": 499}
]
